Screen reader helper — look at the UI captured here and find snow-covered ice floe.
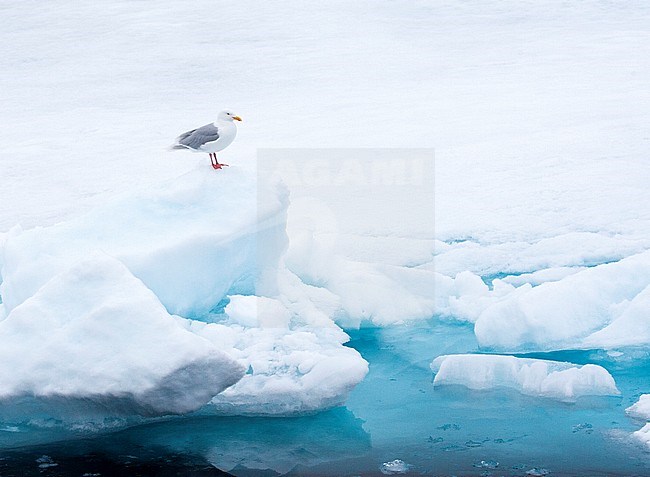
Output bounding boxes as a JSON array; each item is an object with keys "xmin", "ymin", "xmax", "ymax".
[
  {"xmin": 430, "ymin": 354, "xmax": 619, "ymax": 401},
  {"xmin": 0, "ymin": 166, "xmax": 368, "ymax": 423},
  {"xmin": 0, "ymin": 254, "xmax": 245, "ymax": 417},
  {"xmin": 627, "ymin": 394, "xmax": 650, "ymax": 420}
]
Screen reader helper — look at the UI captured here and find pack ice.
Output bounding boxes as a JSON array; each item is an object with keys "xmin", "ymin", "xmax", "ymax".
[{"xmin": 0, "ymin": 167, "xmax": 368, "ymax": 424}]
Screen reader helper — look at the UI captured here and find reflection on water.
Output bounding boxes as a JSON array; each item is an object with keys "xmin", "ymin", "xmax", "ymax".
[
  {"xmin": 1, "ymin": 322, "xmax": 649, "ymax": 476},
  {"xmin": 119, "ymin": 407, "xmax": 371, "ymax": 474}
]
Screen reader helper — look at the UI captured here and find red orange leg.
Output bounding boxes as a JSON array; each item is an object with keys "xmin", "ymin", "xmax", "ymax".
[{"xmin": 211, "ymin": 154, "xmax": 228, "ymax": 169}]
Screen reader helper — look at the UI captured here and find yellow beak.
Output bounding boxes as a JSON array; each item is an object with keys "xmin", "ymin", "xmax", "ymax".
[{"xmin": 233, "ymin": 116, "xmax": 242, "ymax": 121}]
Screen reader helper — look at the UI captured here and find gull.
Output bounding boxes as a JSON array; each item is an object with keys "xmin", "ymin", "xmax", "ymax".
[{"xmin": 172, "ymin": 110, "xmax": 242, "ymax": 169}]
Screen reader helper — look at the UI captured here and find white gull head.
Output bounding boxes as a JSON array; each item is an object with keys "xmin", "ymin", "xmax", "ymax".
[{"xmin": 218, "ymin": 109, "xmax": 242, "ymax": 122}]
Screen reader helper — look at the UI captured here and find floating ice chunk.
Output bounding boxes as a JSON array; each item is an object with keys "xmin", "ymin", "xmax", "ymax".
[
  {"xmin": 627, "ymin": 395, "xmax": 650, "ymax": 449},
  {"xmin": 0, "ymin": 254, "xmax": 244, "ymax": 417},
  {"xmin": 0, "ymin": 167, "xmax": 289, "ymax": 318},
  {"xmin": 633, "ymin": 423, "xmax": 650, "ymax": 449},
  {"xmin": 475, "ymin": 251, "xmax": 650, "ymax": 350},
  {"xmin": 430, "ymin": 354, "xmax": 619, "ymax": 401},
  {"xmin": 184, "ymin": 295, "xmax": 368, "ymax": 415},
  {"xmin": 380, "ymin": 459, "xmax": 412, "ymax": 474},
  {"xmin": 36, "ymin": 455, "xmax": 58, "ymax": 469},
  {"xmin": 626, "ymin": 394, "xmax": 650, "ymax": 420}
]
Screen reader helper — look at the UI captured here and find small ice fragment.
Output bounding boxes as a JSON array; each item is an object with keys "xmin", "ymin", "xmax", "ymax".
[
  {"xmin": 526, "ymin": 468, "xmax": 550, "ymax": 476},
  {"xmin": 473, "ymin": 460, "xmax": 499, "ymax": 469},
  {"xmin": 380, "ymin": 459, "xmax": 412, "ymax": 474},
  {"xmin": 36, "ymin": 455, "xmax": 58, "ymax": 469},
  {"xmin": 427, "ymin": 436, "xmax": 444, "ymax": 443}
]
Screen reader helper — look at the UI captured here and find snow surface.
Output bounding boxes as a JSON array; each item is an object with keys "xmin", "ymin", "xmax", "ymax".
[
  {"xmin": 1, "ymin": 168, "xmax": 288, "ymax": 318},
  {"xmin": 430, "ymin": 354, "xmax": 619, "ymax": 401},
  {"xmin": 1, "ymin": 0, "xmax": 649, "ymax": 342}
]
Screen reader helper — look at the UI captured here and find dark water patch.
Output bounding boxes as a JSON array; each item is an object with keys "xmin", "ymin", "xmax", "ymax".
[{"xmin": 0, "ymin": 442, "xmax": 233, "ymax": 476}]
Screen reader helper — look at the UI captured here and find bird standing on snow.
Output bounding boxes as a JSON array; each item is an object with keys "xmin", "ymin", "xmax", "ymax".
[{"xmin": 172, "ymin": 110, "xmax": 242, "ymax": 169}]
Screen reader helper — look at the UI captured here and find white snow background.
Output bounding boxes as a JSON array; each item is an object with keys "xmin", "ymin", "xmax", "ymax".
[{"xmin": 1, "ymin": 0, "xmax": 650, "ymax": 449}]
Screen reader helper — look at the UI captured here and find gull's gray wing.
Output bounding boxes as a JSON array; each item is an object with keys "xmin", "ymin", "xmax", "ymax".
[{"xmin": 174, "ymin": 123, "xmax": 220, "ymax": 150}]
